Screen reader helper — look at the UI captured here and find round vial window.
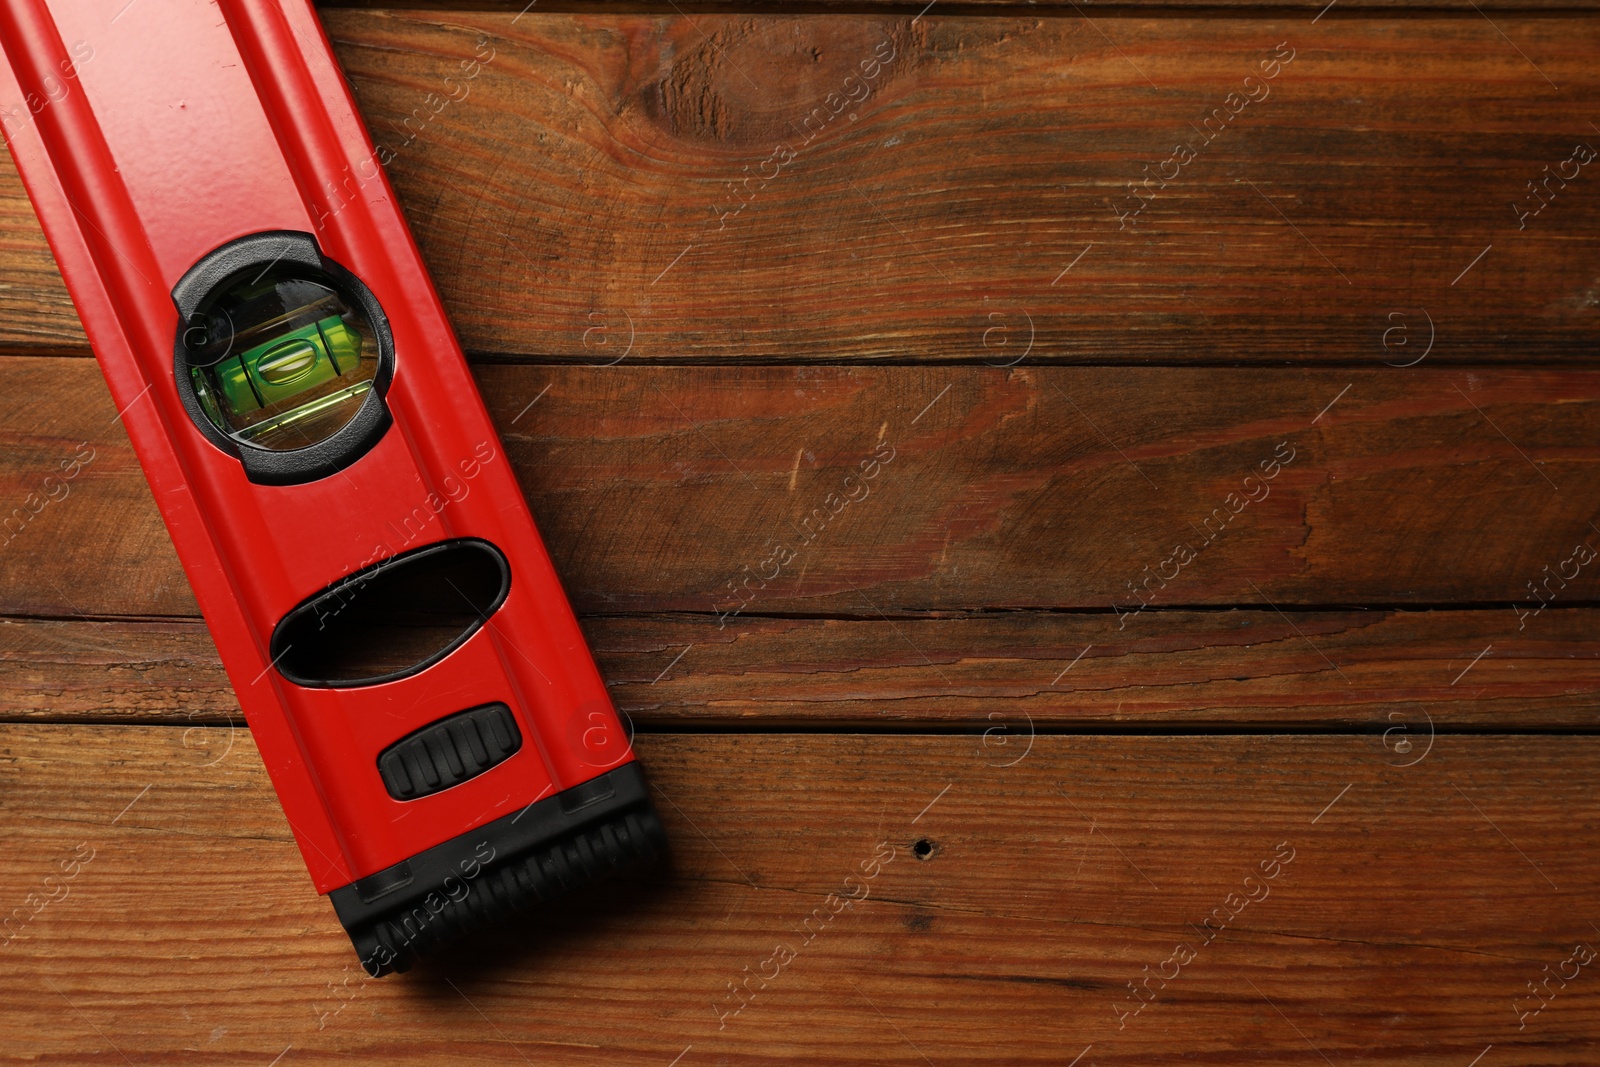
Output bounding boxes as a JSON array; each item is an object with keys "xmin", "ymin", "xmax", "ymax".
[{"xmin": 183, "ymin": 267, "xmax": 381, "ymax": 452}]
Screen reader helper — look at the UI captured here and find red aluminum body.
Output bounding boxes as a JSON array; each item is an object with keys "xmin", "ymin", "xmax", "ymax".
[{"xmin": 0, "ymin": 0, "xmax": 631, "ymax": 893}]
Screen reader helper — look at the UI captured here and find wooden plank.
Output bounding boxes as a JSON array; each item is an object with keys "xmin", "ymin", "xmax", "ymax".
[
  {"xmin": 3, "ymin": 13, "xmax": 1599, "ymax": 362},
  {"xmin": 2, "ymin": 358, "xmax": 1597, "ymax": 616},
  {"xmin": 0, "ymin": 162, "xmax": 73, "ymax": 353},
  {"xmin": 4, "ymin": 608, "xmax": 1598, "ymax": 728},
  {"xmin": 1, "ymin": 724, "xmax": 1597, "ymax": 1064},
  {"xmin": 323, "ymin": 1, "xmax": 1600, "ymax": 11}
]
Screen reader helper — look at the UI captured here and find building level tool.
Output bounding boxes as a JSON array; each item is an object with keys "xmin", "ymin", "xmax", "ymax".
[{"xmin": 0, "ymin": 0, "xmax": 665, "ymax": 975}]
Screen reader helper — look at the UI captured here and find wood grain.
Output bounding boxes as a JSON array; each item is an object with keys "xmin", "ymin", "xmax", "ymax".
[
  {"xmin": 3, "ymin": 13, "xmax": 1599, "ymax": 362},
  {"xmin": 324, "ymin": 0, "xmax": 1600, "ymax": 11},
  {"xmin": 2, "ymin": 724, "xmax": 1597, "ymax": 1065},
  {"xmin": 3, "ymin": 358, "xmax": 1596, "ymax": 617},
  {"xmin": 4, "ymin": 608, "xmax": 1597, "ymax": 728}
]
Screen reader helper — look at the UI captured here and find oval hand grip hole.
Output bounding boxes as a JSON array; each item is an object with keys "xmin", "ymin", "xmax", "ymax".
[{"xmin": 270, "ymin": 538, "xmax": 511, "ymax": 688}]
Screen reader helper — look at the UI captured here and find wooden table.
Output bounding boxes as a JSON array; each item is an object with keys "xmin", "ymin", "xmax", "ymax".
[{"xmin": 2, "ymin": 3, "xmax": 1598, "ymax": 1063}]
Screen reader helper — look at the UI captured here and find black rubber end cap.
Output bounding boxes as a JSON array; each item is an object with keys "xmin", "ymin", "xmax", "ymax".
[{"xmin": 328, "ymin": 762, "xmax": 667, "ymax": 977}]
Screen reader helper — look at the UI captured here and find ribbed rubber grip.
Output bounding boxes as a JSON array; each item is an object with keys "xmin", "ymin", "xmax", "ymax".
[
  {"xmin": 377, "ymin": 702, "xmax": 521, "ymax": 801},
  {"xmin": 329, "ymin": 762, "xmax": 666, "ymax": 976}
]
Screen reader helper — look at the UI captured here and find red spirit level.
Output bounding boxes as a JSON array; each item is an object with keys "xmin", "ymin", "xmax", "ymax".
[{"xmin": 0, "ymin": 0, "xmax": 664, "ymax": 974}]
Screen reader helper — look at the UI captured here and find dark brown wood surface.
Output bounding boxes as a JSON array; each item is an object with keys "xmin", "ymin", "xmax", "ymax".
[
  {"xmin": 4, "ymin": 726, "xmax": 1599, "ymax": 1066},
  {"xmin": 2, "ymin": 13, "xmax": 1599, "ymax": 362},
  {"xmin": 1, "ymin": 3, "xmax": 1597, "ymax": 1064},
  {"xmin": 3, "ymin": 360, "xmax": 1598, "ymax": 616},
  {"xmin": 12, "ymin": 604, "xmax": 1600, "ymax": 729},
  {"xmin": 6, "ymin": 607, "xmax": 1599, "ymax": 727}
]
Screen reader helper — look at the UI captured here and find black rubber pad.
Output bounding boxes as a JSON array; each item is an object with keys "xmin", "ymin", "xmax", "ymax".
[
  {"xmin": 330, "ymin": 762, "xmax": 667, "ymax": 976},
  {"xmin": 377, "ymin": 702, "xmax": 522, "ymax": 801}
]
